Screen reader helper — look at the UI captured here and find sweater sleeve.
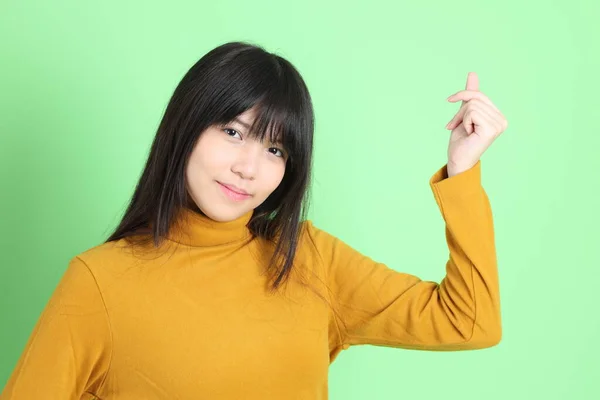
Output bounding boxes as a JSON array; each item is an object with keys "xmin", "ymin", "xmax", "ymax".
[
  {"xmin": 0, "ymin": 256, "xmax": 112, "ymax": 399},
  {"xmin": 307, "ymin": 160, "xmax": 502, "ymax": 352}
]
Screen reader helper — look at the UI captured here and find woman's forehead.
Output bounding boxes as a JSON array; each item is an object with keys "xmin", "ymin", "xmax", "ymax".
[{"xmin": 241, "ymin": 108, "xmax": 286, "ymax": 143}]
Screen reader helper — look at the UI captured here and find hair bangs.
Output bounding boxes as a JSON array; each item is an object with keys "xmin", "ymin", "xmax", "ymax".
[{"xmin": 246, "ymin": 91, "xmax": 307, "ymax": 164}]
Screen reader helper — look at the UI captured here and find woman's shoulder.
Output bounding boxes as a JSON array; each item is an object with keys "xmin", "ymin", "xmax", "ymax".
[
  {"xmin": 299, "ymin": 219, "xmax": 340, "ymax": 247},
  {"xmin": 296, "ymin": 219, "xmax": 343, "ymax": 261},
  {"xmin": 72, "ymin": 236, "xmax": 173, "ymax": 280}
]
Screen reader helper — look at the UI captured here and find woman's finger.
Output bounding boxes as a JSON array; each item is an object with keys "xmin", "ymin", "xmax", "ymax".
[
  {"xmin": 447, "ymin": 90, "xmax": 500, "ymax": 112},
  {"xmin": 446, "ymin": 102, "xmax": 468, "ymax": 129},
  {"xmin": 446, "ymin": 99, "xmax": 505, "ymax": 131},
  {"xmin": 463, "ymin": 105, "xmax": 505, "ymax": 135},
  {"xmin": 468, "ymin": 101, "xmax": 506, "ymax": 132}
]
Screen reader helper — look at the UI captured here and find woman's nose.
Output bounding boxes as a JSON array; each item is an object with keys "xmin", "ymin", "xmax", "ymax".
[{"xmin": 231, "ymin": 143, "xmax": 261, "ymax": 179}]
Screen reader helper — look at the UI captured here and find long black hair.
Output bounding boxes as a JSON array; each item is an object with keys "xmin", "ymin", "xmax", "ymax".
[{"xmin": 105, "ymin": 41, "xmax": 314, "ymax": 292}]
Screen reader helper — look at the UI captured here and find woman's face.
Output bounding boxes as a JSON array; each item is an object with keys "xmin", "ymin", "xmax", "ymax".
[{"xmin": 185, "ymin": 108, "xmax": 288, "ymax": 222}]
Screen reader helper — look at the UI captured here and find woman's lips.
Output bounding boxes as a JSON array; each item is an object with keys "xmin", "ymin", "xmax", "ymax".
[{"xmin": 217, "ymin": 181, "xmax": 252, "ymax": 201}]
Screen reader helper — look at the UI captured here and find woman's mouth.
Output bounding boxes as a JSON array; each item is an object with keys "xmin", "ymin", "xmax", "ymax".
[{"xmin": 217, "ymin": 181, "xmax": 252, "ymax": 202}]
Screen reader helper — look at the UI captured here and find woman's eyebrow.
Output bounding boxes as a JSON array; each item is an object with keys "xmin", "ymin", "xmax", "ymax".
[
  {"xmin": 232, "ymin": 117, "xmax": 252, "ymax": 130},
  {"xmin": 232, "ymin": 117, "xmax": 283, "ymax": 145}
]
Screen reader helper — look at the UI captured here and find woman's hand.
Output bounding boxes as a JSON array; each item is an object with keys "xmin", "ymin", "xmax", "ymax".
[{"xmin": 444, "ymin": 72, "xmax": 508, "ymax": 177}]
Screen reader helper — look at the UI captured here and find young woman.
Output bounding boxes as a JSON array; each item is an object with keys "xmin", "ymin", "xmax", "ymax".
[{"xmin": 1, "ymin": 41, "xmax": 508, "ymax": 399}]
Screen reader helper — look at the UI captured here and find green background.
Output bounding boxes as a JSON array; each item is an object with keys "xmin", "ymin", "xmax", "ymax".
[{"xmin": 1, "ymin": 0, "xmax": 598, "ymax": 398}]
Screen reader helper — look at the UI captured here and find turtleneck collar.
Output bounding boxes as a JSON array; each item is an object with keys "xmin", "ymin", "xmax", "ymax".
[{"xmin": 166, "ymin": 207, "xmax": 254, "ymax": 247}]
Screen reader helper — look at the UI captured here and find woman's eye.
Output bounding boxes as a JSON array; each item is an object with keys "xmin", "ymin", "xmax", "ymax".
[
  {"xmin": 268, "ymin": 147, "xmax": 285, "ymax": 158},
  {"xmin": 223, "ymin": 128, "xmax": 241, "ymax": 139}
]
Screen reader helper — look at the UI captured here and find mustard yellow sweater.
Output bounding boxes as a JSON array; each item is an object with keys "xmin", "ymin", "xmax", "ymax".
[{"xmin": 1, "ymin": 160, "xmax": 501, "ymax": 399}]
